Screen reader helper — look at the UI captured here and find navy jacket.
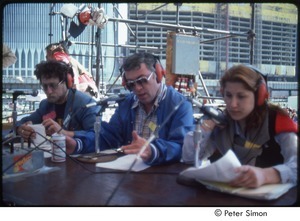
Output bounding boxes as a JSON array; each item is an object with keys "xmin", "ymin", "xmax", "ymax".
[{"xmin": 16, "ymin": 89, "xmax": 100, "ymax": 153}]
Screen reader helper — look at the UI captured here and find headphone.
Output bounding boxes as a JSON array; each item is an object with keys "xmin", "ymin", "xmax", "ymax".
[
  {"xmin": 255, "ymin": 74, "xmax": 269, "ymax": 106},
  {"xmin": 56, "ymin": 60, "xmax": 74, "ymax": 89},
  {"xmin": 220, "ymin": 65, "xmax": 269, "ymax": 107},
  {"xmin": 121, "ymin": 53, "xmax": 165, "ymax": 89},
  {"xmin": 247, "ymin": 65, "xmax": 269, "ymax": 107},
  {"xmin": 66, "ymin": 71, "xmax": 74, "ymax": 89}
]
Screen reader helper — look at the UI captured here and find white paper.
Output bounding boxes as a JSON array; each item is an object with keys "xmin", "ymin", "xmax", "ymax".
[
  {"xmin": 27, "ymin": 124, "xmax": 51, "ymax": 148},
  {"xmin": 180, "ymin": 149, "xmax": 241, "ymax": 183},
  {"xmin": 96, "ymin": 154, "xmax": 150, "ymax": 172},
  {"xmin": 198, "ymin": 180, "xmax": 294, "ymax": 200}
]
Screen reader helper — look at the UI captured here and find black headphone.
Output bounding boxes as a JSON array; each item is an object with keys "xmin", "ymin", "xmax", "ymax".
[{"xmin": 120, "ymin": 53, "xmax": 165, "ymax": 89}]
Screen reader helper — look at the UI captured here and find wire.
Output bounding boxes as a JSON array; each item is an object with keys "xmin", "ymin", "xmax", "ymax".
[
  {"xmin": 2, "ymin": 129, "xmax": 180, "ymax": 177},
  {"xmin": 104, "ymin": 99, "xmax": 185, "ymax": 205}
]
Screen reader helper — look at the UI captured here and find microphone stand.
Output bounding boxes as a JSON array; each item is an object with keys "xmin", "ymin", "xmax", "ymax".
[
  {"xmin": 105, "ymin": 99, "xmax": 185, "ymax": 205},
  {"xmin": 2, "ymin": 92, "xmax": 24, "ymax": 153},
  {"xmin": 193, "ymin": 118, "xmax": 202, "ymax": 168},
  {"xmin": 76, "ymin": 105, "xmax": 122, "ymax": 163}
]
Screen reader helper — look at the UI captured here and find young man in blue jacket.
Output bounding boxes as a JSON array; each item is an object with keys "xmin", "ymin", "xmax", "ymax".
[
  {"xmin": 16, "ymin": 60, "xmax": 100, "ymax": 154},
  {"xmin": 77, "ymin": 52, "xmax": 194, "ymax": 165}
]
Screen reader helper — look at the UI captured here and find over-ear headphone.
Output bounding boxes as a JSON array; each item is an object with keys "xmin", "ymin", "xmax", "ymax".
[
  {"xmin": 246, "ymin": 65, "xmax": 269, "ymax": 107},
  {"xmin": 66, "ymin": 71, "xmax": 74, "ymax": 89},
  {"xmin": 220, "ymin": 64, "xmax": 269, "ymax": 107},
  {"xmin": 255, "ymin": 75, "xmax": 269, "ymax": 106},
  {"xmin": 121, "ymin": 53, "xmax": 165, "ymax": 89},
  {"xmin": 57, "ymin": 60, "xmax": 74, "ymax": 89},
  {"xmin": 152, "ymin": 55, "xmax": 166, "ymax": 83}
]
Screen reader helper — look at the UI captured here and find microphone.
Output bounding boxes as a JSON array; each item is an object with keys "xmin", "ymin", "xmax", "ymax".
[
  {"xmin": 189, "ymin": 98, "xmax": 227, "ymax": 125},
  {"xmin": 105, "ymin": 98, "xmax": 186, "ymax": 205},
  {"xmin": 3, "ymin": 89, "xmax": 39, "ymax": 97},
  {"xmin": 63, "ymin": 94, "xmax": 126, "ymax": 129},
  {"xmin": 85, "ymin": 94, "xmax": 126, "ymax": 108}
]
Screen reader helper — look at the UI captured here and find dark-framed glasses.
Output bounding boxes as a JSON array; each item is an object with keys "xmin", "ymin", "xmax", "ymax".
[
  {"xmin": 41, "ymin": 79, "xmax": 65, "ymax": 91},
  {"xmin": 125, "ymin": 71, "xmax": 154, "ymax": 91}
]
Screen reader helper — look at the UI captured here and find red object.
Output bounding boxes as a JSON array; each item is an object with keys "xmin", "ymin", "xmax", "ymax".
[
  {"xmin": 78, "ymin": 10, "xmax": 91, "ymax": 25},
  {"xmin": 275, "ymin": 112, "xmax": 298, "ymax": 134},
  {"xmin": 43, "ymin": 111, "xmax": 56, "ymax": 121},
  {"xmin": 52, "ymin": 51, "xmax": 70, "ymax": 64}
]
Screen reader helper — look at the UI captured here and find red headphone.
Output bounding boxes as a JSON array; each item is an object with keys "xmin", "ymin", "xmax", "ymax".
[
  {"xmin": 121, "ymin": 54, "xmax": 165, "ymax": 89},
  {"xmin": 255, "ymin": 76, "xmax": 269, "ymax": 106},
  {"xmin": 66, "ymin": 72, "xmax": 74, "ymax": 89},
  {"xmin": 247, "ymin": 65, "xmax": 269, "ymax": 106},
  {"xmin": 56, "ymin": 61, "xmax": 74, "ymax": 89},
  {"xmin": 53, "ymin": 58, "xmax": 74, "ymax": 89},
  {"xmin": 220, "ymin": 65, "xmax": 269, "ymax": 107}
]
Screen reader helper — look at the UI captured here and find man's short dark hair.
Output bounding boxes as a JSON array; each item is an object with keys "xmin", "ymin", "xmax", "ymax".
[
  {"xmin": 34, "ymin": 60, "xmax": 73, "ymax": 82},
  {"xmin": 122, "ymin": 52, "xmax": 158, "ymax": 72}
]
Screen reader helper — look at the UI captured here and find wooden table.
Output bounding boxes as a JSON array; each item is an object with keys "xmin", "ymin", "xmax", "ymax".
[{"xmin": 2, "ymin": 154, "xmax": 298, "ymax": 206}]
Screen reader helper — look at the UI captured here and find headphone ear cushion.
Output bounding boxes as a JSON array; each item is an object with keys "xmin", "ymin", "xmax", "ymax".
[
  {"xmin": 256, "ymin": 79, "xmax": 269, "ymax": 106},
  {"xmin": 66, "ymin": 73, "xmax": 74, "ymax": 89},
  {"xmin": 155, "ymin": 62, "xmax": 165, "ymax": 83}
]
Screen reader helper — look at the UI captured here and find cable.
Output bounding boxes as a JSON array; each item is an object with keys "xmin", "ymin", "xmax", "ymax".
[
  {"xmin": 2, "ymin": 131, "xmax": 42, "ymax": 175},
  {"xmin": 104, "ymin": 99, "xmax": 185, "ymax": 205}
]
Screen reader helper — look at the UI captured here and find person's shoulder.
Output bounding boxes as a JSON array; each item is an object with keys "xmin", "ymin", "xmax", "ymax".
[
  {"xmin": 72, "ymin": 89, "xmax": 95, "ymax": 101},
  {"xmin": 271, "ymin": 109, "xmax": 298, "ymax": 134}
]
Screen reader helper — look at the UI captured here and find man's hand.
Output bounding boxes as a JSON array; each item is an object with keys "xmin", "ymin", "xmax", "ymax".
[
  {"xmin": 17, "ymin": 121, "xmax": 35, "ymax": 141},
  {"xmin": 121, "ymin": 131, "xmax": 152, "ymax": 162},
  {"xmin": 42, "ymin": 118, "xmax": 62, "ymax": 136}
]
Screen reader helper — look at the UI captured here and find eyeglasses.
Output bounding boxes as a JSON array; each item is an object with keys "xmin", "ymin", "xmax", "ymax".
[
  {"xmin": 41, "ymin": 79, "xmax": 64, "ymax": 91},
  {"xmin": 125, "ymin": 71, "xmax": 154, "ymax": 91}
]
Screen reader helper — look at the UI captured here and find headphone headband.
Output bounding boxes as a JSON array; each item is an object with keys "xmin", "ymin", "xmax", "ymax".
[{"xmin": 121, "ymin": 53, "xmax": 165, "ymax": 89}]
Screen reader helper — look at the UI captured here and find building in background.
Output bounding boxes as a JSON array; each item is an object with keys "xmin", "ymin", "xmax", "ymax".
[
  {"xmin": 2, "ymin": 3, "xmax": 298, "ymax": 98},
  {"xmin": 126, "ymin": 3, "xmax": 298, "ymax": 98}
]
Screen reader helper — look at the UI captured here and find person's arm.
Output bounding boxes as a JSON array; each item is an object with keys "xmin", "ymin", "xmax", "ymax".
[
  {"xmin": 15, "ymin": 100, "xmax": 51, "ymax": 139},
  {"xmin": 70, "ymin": 95, "xmax": 100, "ymax": 137},
  {"xmin": 67, "ymin": 130, "xmax": 96, "ymax": 154},
  {"xmin": 272, "ymin": 132, "xmax": 298, "ymax": 185},
  {"xmin": 229, "ymin": 165, "xmax": 281, "ymax": 188},
  {"xmin": 16, "ymin": 121, "xmax": 34, "ymax": 141},
  {"xmin": 230, "ymin": 132, "xmax": 297, "ymax": 188},
  {"xmin": 65, "ymin": 135, "xmax": 77, "ymax": 154},
  {"xmin": 147, "ymin": 99, "xmax": 194, "ymax": 165}
]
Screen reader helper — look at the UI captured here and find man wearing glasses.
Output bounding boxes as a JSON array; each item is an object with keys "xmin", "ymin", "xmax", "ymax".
[
  {"xmin": 16, "ymin": 60, "xmax": 100, "ymax": 154},
  {"xmin": 80, "ymin": 52, "xmax": 194, "ymax": 165}
]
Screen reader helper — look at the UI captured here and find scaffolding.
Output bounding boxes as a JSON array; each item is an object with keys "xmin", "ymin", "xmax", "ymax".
[{"xmin": 48, "ymin": 3, "xmax": 251, "ymax": 97}]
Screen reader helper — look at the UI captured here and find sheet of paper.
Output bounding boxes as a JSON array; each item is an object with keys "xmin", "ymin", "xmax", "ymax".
[
  {"xmin": 96, "ymin": 154, "xmax": 150, "ymax": 172},
  {"xmin": 198, "ymin": 180, "xmax": 294, "ymax": 200},
  {"xmin": 180, "ymin": 149, "xmax": 241, "ymax": 183},
  {"xmin": 27, "ymin": 124, "xmax": 49, "ymax": 147}
]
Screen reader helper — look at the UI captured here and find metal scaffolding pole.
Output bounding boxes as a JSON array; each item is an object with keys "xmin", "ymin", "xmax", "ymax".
[{"xmin": 108, "ymin": 17, "xmax": 249, "ymax": 37}]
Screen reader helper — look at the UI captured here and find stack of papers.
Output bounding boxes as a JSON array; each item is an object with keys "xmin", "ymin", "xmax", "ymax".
[{"xmin": 179, "ymin": 150, "xmax": 294, "ymax": 200}]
